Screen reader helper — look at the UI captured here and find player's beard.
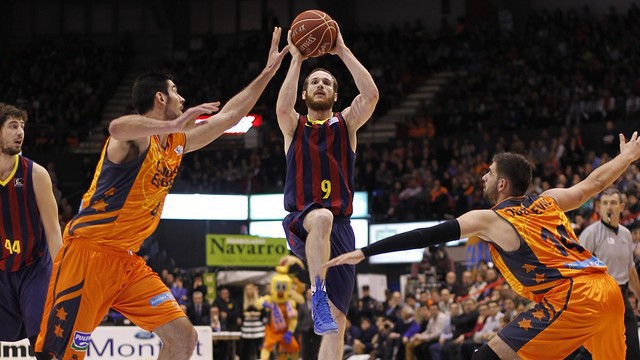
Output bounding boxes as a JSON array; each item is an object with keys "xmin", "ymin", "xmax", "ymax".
[
  {"xmin": 483, "ymin": 184, "xmax": 498, "ymax": 204},
  {"xmin": 0, "ymin": 140, "xmax": 21, "ymax": 156},
  {"xmin": 305, "ymin": 95, "xmax": 335, "ymax": 112},
  {"xmin": 164, "ymin": 96, "xmax": 181, "ymax": 120}
]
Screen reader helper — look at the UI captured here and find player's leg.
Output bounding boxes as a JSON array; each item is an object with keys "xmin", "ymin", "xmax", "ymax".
[
  {"xmin": 482, "ymin": 336, "xmax": 519, "ymax": 360},
  {"xmin": 20, "ymin": 254, "xmax": 53, "ymax": 349},
  {"xmin": 298, "ymin": 207, "xmax": 339, "ymax": 334},
  {"xmin": 582, "ymin": 275, "xmax": 625, "ymax": 360},
  {"xmin": 153, "ymin": 318, "xmax": 198, "ymax": 360},
  {"xmin": 318, "ymin": 300, "xmax": 346, "ymax": 360},
  {"xmin": 36, "ymin": 242, "xmax": 118, "ymax": 360},
  {"xmin": 318, "ymin": 224, "xmax": 355, "ymax": 359},
  {"xmin": 0, "ymin": 269, "xmax": 25, "ymax": 342},
  {"xmin": 303, "ymin": 208, "xmax": 333, "ymax": 284},
  {"xmin": 113, "ymin": 256, "xmax": 196, "ymax": 360}
]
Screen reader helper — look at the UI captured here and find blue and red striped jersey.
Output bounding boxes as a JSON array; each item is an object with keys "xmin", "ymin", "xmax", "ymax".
[
  {"xmin": 283, "ymin": 113, "xmax": 355, "ymax": 217},
  {"xmin": 0, "ymin": 155, "xmax": 47, "ymax": 272}
]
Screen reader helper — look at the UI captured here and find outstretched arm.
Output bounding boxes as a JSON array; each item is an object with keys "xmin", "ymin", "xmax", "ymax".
[
  {"xmin": 325, "ymin": 210, "xmax": 497, "ymax": 267},
  {"xmin": 107, "ymin": 103, "xmax": 218, "ymax": 164},
  {"xmin": 276, "ymin": 30, "xmax": 306, "ymax": 152},
  {"xmin": 184, "ymin": 27, "xmax": 290, "ymax": 153},
  {"xmin": 330, "ymin": 27, "xmax": 379, "ymax": 132},
  {"xmin": 543, "ymin": 132, "xmax": 640, "ymax": 211}
]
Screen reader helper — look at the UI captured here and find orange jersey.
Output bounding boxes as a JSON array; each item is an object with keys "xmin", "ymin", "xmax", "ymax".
[
  {"xmin": 65, "ymin": 134, "xmax": 186, "ymax": 251},
  {"xmin": 489, "ymin": 195, "xmax": 607, "ymax": 302}
]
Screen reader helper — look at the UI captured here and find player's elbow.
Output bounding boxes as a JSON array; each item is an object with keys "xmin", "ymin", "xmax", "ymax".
[
  {"xmin": 367, "ymin": 86, "xmax": 380, "ymax": 104},
  {"xmin": 108, "ymin": 118, "xmax": 126, "ymax": 139}
]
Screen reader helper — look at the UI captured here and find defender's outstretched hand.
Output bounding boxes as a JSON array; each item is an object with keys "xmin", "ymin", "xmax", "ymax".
[
  {"xmin": 619, "ymin": 131, "xmax": 640, "ymax": 160},
  {"xmin": 264, "ymin": 27, "xmax": 290, "ymax": 74},
  {"xmin": 176, "ymin": 102, "xmax": 220, "ymax": 129},
  {"xmin": 324, "ymin": 249, "xmax": 365, "ymax": 268}
]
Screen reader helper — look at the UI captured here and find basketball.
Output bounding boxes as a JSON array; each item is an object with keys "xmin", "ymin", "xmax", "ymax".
[{"xmin": 290, "ymin": 10, "xmax": 338, "ymax": 58}]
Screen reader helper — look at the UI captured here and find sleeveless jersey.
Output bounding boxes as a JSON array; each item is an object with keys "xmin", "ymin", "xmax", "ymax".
[
  {"xmin": 283, "ymin": 113, "xmax": 355, "ymax": 216},
  {"xmin": 489, "ymin": 195, "xmax": 606, "ymax": 302},
  {"xmin": 0, "ymin": 155, "xmax": 47, "ymax": 272},
  {"xmin": 66, "ymin": 134, "xmax": 186, "ymax": 251}
]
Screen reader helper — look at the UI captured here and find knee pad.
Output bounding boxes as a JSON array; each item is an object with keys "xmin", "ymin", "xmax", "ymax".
[{"xmin": 472, "ymin": 344, "xmax": 501, "ymax": 360}]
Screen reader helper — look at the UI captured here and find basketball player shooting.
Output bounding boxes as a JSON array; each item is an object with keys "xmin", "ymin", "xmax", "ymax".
[{"xmin": 276, "ymin": 17, "xmax": 379, "ymax": 360}]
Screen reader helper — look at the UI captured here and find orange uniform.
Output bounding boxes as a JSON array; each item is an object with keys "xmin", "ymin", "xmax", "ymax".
[
  {"xmin": 490, "ymin": 195, "xmax": 625, "ymax": 359},
  {"xmin": 36, "ymin": 134, "xmax": 187, "ymax": 360}
]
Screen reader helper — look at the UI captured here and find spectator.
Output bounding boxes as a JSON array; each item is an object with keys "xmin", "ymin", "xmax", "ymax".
[
  {"xmin": 187, "ymin": 291, "xmax": 210, "ymax": 326},
  {"xmin": 214, "ymin": 287, "xmax": 241, "ymax": 331}
]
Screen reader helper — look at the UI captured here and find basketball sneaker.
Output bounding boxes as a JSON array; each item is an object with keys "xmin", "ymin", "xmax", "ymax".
[{"xmin": 312, "ymin": 276, "xmax": 339, "ymax": 335}]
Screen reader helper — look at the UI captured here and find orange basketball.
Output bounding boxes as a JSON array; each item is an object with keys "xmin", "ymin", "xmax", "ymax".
[{"xmin": 290, "ymin": 10, "xmax": 338, "ymax": 58}]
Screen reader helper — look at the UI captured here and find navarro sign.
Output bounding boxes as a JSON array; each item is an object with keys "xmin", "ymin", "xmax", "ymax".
[{"xmin": 206, "ymin": 234, "xmax": 287, "ymax": 267}]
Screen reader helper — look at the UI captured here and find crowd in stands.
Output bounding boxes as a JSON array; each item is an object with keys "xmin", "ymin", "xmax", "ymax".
[
  {"xmin": 7, "ymin": 4, "xmax": 640, "ymax": 360},
  {"xmin": 0, "ymin": 37, "xmax": 128, "ymax": 151}
]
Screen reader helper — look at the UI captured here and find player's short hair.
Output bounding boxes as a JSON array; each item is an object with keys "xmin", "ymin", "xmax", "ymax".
[
  {"xmin": 132, "ymin": 72, "xmax": 173, "ymax": 115},
  {"xmin": 493, "ymin": 152, "xmax": 534, "ymax": 196},
  {"xmin": 0, "ymin": 104, "xmax": 28, "ymax": 128},
  {"xmin": 303, "ymin": 68, "xmax": 338, "ymax": 93}
]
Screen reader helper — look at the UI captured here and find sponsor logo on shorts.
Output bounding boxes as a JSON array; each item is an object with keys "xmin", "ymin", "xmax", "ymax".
[
  {"xmin": 149, "ymin": 292, "xmax": 175, "ymax": 307},
  {"xmin": 174, "ymin": 145, "xmax": 184, "ymax": 156},
  {"xmin": 70, "ymin": 331, "xmax": 92, "ymax": 351}
]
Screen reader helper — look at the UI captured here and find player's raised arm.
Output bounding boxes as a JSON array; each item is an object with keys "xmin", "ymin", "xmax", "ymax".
[
  {"xmin": 184, "ymin": 27, "xmax": 289, "ymax": 153},
  {"xmin": 276, "ymin": 30, "xmax": 306, "ymax": 148},
  {"xmin": 329, "ymin": 26, "xmax": 379, "ymax": 132},
  {"xmin": 543, "ymin": 131, "xmax": 640, "ymax": 212}
]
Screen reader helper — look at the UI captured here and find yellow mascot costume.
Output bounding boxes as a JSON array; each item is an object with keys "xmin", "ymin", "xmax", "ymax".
[{"xmin": 255, "ymin": 256, "xmax": 302, "ymax": 360}]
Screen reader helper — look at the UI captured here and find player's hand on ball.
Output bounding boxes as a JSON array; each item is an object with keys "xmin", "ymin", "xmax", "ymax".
[
  {"xmin": 324, "ymin": 249, "xmax": 365, "ymax": 267},
  {"xmin": 328, "ymin": 23, "xmax": 346, "ymax": 56},
  {"xmin": 287, "ymin": 30, "xmax": 307, "ymax": 61}
]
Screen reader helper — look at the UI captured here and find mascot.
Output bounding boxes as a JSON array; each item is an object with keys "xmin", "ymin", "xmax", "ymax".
[{"xmin": 255, "ymin": 256, "xmax": 302, "ymax": 360}]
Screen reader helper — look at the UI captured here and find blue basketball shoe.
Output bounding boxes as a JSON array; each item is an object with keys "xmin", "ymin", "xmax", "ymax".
[{"xmin": 312, "ymin": 276, "xmax": 339, "ymax": 335}]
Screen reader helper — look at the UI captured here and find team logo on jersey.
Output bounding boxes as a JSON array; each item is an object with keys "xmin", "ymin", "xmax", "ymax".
[
  {"xmin": 14, "ymin": 178, "xmax": 23, "ymax": 187},
  {"xmin": 174, "ymin": 145, "xmax": 184, "ymax": 156},
  {"xmin": 70, "ymin": 331, "xmax": 92, "ymax": 351},
  {"xmin": 607, "ymin": 237, "xmax": 615, "ymax": 244}
]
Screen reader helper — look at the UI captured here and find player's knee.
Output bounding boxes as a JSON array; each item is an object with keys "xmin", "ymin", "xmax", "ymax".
[
  {"xmin": 472, "ymin": 344, "xmax": 501, "ymax": 360},
  {"xmin": 182, "ymin": 326, "xmax": 198, "ymax": 354},
  {"xmin": 160, "ymin": 321, "xmax": 197, "ymax": 355},
  {"xmin": 306, "ymin": 208, "xmax": 333, "ymax": 229}
]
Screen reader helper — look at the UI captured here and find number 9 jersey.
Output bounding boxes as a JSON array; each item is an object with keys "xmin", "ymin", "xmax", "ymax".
[{"xmin": 283, "ymin": 113, "xmax": 355, "ymax": 217}]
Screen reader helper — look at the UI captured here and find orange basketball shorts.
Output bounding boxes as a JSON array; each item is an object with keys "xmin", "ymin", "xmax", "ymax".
[
  {"xmin": 35, "ymin": 237, "xmax": 186, "ymax": 360},
  {"xmin": 498, "ymin": 273, "xmax": 625, "ymax": 359}
]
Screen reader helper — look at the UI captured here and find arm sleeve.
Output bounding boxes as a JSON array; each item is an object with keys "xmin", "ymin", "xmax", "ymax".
[{"xmin": 361, "ymin": 220, "xmax": 461, "ymax": 257}]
